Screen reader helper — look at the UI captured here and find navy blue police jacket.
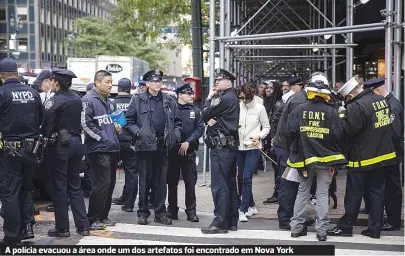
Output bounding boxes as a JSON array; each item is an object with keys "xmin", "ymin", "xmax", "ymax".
[
  {"xmin": 125, "ymin": 91, "xmax": 182, "ymax": 152},
  {"xmin": 41, "ymin": 89, "xmax": 83, "ymax": 138},
  {"xmin": 112, "ymin": 94, "xmax": 132, "ymax": 142},
  {"xmin": 0, "ymin": 79, "xmax": 43, "ymax": 139},
  {"xmin": 175, "ymin": 103, "xmax": 204, "ymax": 152},
  {"xmin": 81, "ymin": 88, "xmax": 119, "ymax": 154},
  {"xmin": 202, "ymin": 88, "xmax": 240, "ymax": 140}
]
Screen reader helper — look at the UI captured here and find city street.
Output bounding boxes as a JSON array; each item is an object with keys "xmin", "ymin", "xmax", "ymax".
[{"xmin": 2, "ymin": 167, "xmax": 403, "ymax": 255}]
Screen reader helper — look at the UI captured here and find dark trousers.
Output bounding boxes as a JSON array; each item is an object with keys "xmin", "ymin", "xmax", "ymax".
[
  {"xmin": 337, "ymin": 168, "xmax": 385, "ymax": 235},
  {"xmin": 268, "ymin": 149, "xmax": 278, "ymax": 193},
  {"xmin": 167, "ymin": 150, "xmax": 197, "ymax": 216},
  {"xmin": 384, "ymin": 163, "xmax": 402, "ymax": 228},
  {"xmin": 120, "ymin": 144, "xmax": 138, "ymax": 208},
  {"xmin": 210, "ymin": 146, "xmax": 239, "ymax": 229},
  {"xmin": 274, "ymin": 146, "xmax": 298, "ymax": 226},
  {"xmin": 137, "ymin": 150, "xmax": 168, "ymax": 218},
  {"xmin": 87, "ymin": 152, "xmax": 118, "ymax": 224},
  {"xmin": 48, "ymin": 137, "xmax": 88, "ymax": 230},
  {"xmin": 237, "ymin": 150, "xmax": 261, "ymax": 212},
  {"xmin": 0, "ymin": 152, "xmax": 36, "ymax": 242},
  {"xmin": 81, "ymin": 156, "xmax": 92, "ymax": 195},
  {"xmin": 274, "ymin": 146, "xmax": 288, "ymax": 195}
]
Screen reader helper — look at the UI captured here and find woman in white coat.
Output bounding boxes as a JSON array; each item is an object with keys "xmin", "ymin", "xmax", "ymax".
[{"xmin": 237, "ymin": 83, "xmax": 270, "ymax": 222}]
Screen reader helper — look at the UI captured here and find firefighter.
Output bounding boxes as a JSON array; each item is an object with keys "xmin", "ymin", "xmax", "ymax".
[
  {"xmin": 328, "ymin": 75, "xmax": 397, "ymax": 239},
  {"xmin": 287, "ymin": 73, "xmax": 347, "ymax": 241}
]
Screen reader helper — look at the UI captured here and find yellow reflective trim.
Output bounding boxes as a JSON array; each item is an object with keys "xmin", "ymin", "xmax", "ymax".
[
  {"xmin": 346, "ymin": 152, "xmax": 396, "ymax": 168},
  {"xmin": 305, "ymin": 154, "xmax": 345, "ymax": 165},
  {"xmin": 287, "ymin": 159, "xmax": 304, "ymax": 168},
  {"xmin": 339, "ymin": 113, "xmax": 345, "ymax": 118},
  {"xmin": 287, "ymin": 154, "xmax": 345, "ymax": 168}
]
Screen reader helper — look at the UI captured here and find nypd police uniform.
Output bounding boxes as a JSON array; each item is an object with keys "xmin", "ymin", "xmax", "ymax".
[
  {"xmin": 363, "ymin": 78, "xmax": 403, "ymax": 231},
  {"xmin": 201, "ymin": 68, "xmax": 239, "ymax": 234},
  {"xmin": 125, "ymin": 69, "xmax": 182, "ymax": 226},
  {"xmin": 111, "ymin": 78, "xmax": 138, "ymax": 212},
  {"xmin": 0, "ymin": 58, "xmax": 43, "ymax": 244},
  {"xmin": 167, "ymin": 83, "xmax": 204, "ymax": 221},
  {"xmin": 41, "ymin": 68, "xmax": 90, "ymax": 237},
  {"xmin": 328, "ymin": 76, "xmax": 397, "ymax": 238}
]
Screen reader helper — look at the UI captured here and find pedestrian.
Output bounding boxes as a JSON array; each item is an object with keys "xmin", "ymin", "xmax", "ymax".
[
  {"xmin": 328, "ymin": 75, "xmax": 397, "ymax": 239},
  {"xmin": 41, "ymin": 68, "xmax": 90, "ymax": 237},
  {"xmin": 125, "ymin": 69, "xmax": 182, "ymax": 225},
  {"xmin": 236, "ymin": 82, "xmax": 270, "ymax": 222},
  {"xmin": 200, "ymin": 68, "xmax": 240, "ymax": 234},
  {"xmin": 34, "ymin": 70, "xmax": 54, "ymax": 104},
  {"xmin": 111, "ymin": 78, "xmax": 138, "ymax": 212},
  {"xmin": 0, "ymin": 58, "xmax": 43, "ymax": 244},
  {"xmin": 287, "ymin": 73, "xmax": 347, "ymax": 241},
  {"xmin": 362, "ymin": 77, "xmax": 403, "ymax": 231},
  {"xmin": 167, "ymin": 83, "xmax": 204, "ymax": 222},
  {"xmin": 81, "ymin": 70, "xmax": 120, "ymax": 230}
]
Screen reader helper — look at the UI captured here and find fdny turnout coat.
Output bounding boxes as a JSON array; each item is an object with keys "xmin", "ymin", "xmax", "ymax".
[
  {"xmin": 342, "ymin": 89, "xmax": 396, "ymax": 171},
  {"xmin": 81, "ymin": 89, "xmax": 120, "ymax": 154},
  {"xmin": 286, "ymin": 99, "xmax": 347, "ymax": 170}
]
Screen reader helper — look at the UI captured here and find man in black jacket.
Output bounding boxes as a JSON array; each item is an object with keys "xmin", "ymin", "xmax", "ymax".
[
  {"xmin": 125, "ymin": 69, "xmax": 182, "ymax": 226},
  {"xmin": 167, "ymin": 83, "xmax": 204, "ymax": 222},
  {"xmin": 328, "ymin": 75, "xmax": 396, "ymax": 239}
]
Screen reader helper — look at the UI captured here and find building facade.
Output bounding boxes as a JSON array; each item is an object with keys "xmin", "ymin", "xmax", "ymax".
[{"xmin": 0, "ymin": 0, "xmax": 116, "ymax": 69}]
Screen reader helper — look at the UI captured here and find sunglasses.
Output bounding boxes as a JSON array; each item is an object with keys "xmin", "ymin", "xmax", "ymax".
[
  {"xmin": 238, "ymin": 96, "xmax": 245, "ymax": 100},
  {"xmin": 181, "ymin": 90, "xmax": 194, "ymax": 95}
]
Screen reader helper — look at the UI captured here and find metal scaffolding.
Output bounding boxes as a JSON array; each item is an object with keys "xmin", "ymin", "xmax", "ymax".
[{"xmin": 202, "ymin": 0, "xmax": 405, "ymax": 185}]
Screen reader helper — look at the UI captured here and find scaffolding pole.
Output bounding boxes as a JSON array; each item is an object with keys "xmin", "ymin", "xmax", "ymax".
[
  {"xmin": 346, "ymin": 0, "xmax": 354, "ymax": 80},
  {"xmin": 385, "ymin": 0, "xmax": 394, "ymax": 92},
  {"xmin": 393, "ymin": 0, "xmax": 402, "ymax": 99},
  {"xmin": 225, "ymin": 0, "xmax": 231, "ymax": 71},
  {"xmin": 235, "ymin": 55, "xmax": 346, "ymax": 58},
  {"xmin": 332, "ymin": 0, "xmax": 337, "ymax": 86},
  {"xmin": 217, "ymin": 23, "xmax": 385, "ymax": 41},
  {"xmin": 219, "ymin": 0, "xmax": 225, "ymax": 69},
  {"xmin": 227, "ymin": 44, "xmax": 357, "ymax": 49}
]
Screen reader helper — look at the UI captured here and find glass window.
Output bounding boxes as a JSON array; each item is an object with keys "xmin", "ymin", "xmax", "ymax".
[
  {"xmin": 59, "ymin": 42, "xmax": 63, "ymax": 56},
  {"xmin": 0, "ymin": 36, "xmax": 6, "ymax": 51},
  {"xmin": 17, "ymin": 7, "xmax": 28, "ymax": 22},
  {"xmin": 41, "ymin": 37, "xmax": 45, "ymax": 52},
  {"xmin": 18, "ymin": 38, "xmax": 28, "ymax": 51},
  {"xmin": 53, "ymin": 41, "xmax": 58, "ymax": 54},
  {"xmin": 46, "ymin": 11, "xmax": 50, "ymax": 25},
  {"xmin": 59, "ymin": 15, "xmax": 62, "ymax": 29},
  {"xmin": 0, "ymin": 7, "xmax": 6, "ymax": 21},
  {"xmin": 47, "ymin": 38, "xmax": 51, "ymax": 53},
  {"xmin": 40, "ymin": 9, "xmax": 45, "ymax": 23}
]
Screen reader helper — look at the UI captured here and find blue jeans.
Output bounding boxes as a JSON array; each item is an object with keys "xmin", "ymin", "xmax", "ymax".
[{"xmin": 237, "ymin": 150, "xmax": 261, "ymax": 213}]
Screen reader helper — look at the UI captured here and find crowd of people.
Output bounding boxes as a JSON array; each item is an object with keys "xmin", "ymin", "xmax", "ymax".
[{"xmin": 0, "ymin": 55, "xmax": 403, "ymax": 245}]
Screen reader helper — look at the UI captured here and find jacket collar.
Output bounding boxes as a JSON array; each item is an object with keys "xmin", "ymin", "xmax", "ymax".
[
  {"xmin": 242, "ymin": 99, "xmax": 255, "ymax": 109},
  {"xmin": 115, "ymin": 94, "xmax": 132, "ymax": 99},
  {"xmin": 3, "ymin": 78, "xmax": 20, "ymax": 86},
  {"xmin": 178, "ymin": 103, "xmax": 194, "ymax": 109}
]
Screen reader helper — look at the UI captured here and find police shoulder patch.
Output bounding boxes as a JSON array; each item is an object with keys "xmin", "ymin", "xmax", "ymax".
[
  {"xmin": 390, "ymin": 113, "xmax": 395, "ymax": 123},
  {"xmin": 44, "ymin": 100, "xmax": 54, "ymax": 111},
  {"xmin": 212, "ymin": 98, "xmax": 221, "ymax": 107}
]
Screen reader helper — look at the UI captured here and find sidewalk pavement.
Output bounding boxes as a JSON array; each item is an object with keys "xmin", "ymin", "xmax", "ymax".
[{"xmin": 178, "ymin": 163, "xmax": 404, "ymax": 226}]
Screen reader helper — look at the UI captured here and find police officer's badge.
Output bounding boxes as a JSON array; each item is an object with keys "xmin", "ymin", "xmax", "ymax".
[
  {"xmin": 82, "ymin": 101, "xmax": 88, "ymax": 109},
  {"xmin": 110, "ymin": 103, "xmax": 114, "ymax": 110},
  {"xmin": 390, "ymin": 113, "xmax": 395, "ymax": 123},
  {"xmin": 212, "ymin": 98, "xmax": 221, "ymax": 107},
  {"xmin": 190, "ymin": 111, "xmax": 195, "ymax": 119},
  {"xmin": 44, "ymin": 100, "xmax": 54, "ymax": 111}
]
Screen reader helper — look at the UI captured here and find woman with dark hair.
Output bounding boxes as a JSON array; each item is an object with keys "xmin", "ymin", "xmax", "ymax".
[
  {"xmin": 41, "ymin": 68, "xmax": 93, "ymax": 237},
  {"xmin": 263, "ymin": 81, "xmax": 284, "ymax": 204},
  {"xmin": 237, "ymin": 83, "xmax": 270, "ymax": 222}
]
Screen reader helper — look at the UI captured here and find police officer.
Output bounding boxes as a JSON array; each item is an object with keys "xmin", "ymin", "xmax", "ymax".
[
  {"xmin": 287, "ymin": 73, "xmax": 347, "ymax": 241},
  {"xmin": 328, "ymin": 75, "xmax": 397, "ymax": 238},
  {"xmin": 41, "ymin": 68, "xmax": 90, "ymax": 237},
  {"xmin": 201, "ymin": 68, "xmax": 239, "ymax": 234},
  {"xmin": 362, "ymin": 77, "xmax": 403, "ymax": 231},
  {"xmin": 82, "ymin": 70, "xmax": 120, "ymax": 230},
  {"xmin": 167, "ymin": 83, "xmax": 204, "ymax": 221},
  {"xmin": 272, "ymin": 76, "xmax": 309, "ymax": 230},
  {"xmin": 111, "ymin": 78, "xmax": 138, "ymax": 212},
  {"xmin": 0, "ymin": 58, "xmax": 43, "ymax": 244},
  {"xmin": 125, "ymin": 69, "xmax": 182, "ymax": 225}
]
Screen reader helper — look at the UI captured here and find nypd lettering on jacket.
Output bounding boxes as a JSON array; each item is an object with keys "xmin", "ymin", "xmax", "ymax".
[
  {"xmin": 12, "ymin": 91, "xmax": 35, "ymax": 103},
  {"xmin": 94, "ymin": 114, "xmax": 113, "ymax": 126},
  {"xmin": 115, "ymin": 103, "xmax": 130, "ymax": 111}
]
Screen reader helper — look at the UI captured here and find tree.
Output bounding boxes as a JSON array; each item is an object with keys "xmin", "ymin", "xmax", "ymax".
[{"xmin": 71, "ymin": 16, "xmax": 167, "ymax": 70}]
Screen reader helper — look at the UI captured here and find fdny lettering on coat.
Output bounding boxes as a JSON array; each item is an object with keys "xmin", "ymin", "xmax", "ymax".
[
  {"xmin": 94, "ymin": 114, "xmax": 113, "ymax": 126},
  {"xmin": 372, "ymin": 100, "xmax": 391, "ymax": 129},
  {"xmin": 300, "ymin": 111, "xmax": 329, "ymax": 139},
  {"xmin": 116, "ymin": 103, "xmax": 130, "ymax": 111},
  {"xmin": 12, "ymin": 91, "xmax": 34, "ymax": 103}
]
